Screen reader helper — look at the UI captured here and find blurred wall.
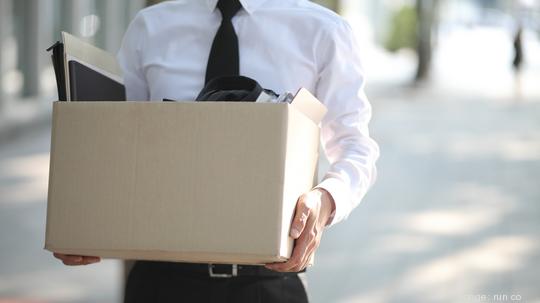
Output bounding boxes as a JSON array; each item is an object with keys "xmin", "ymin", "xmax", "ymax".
[{"xmin": 0, "ymin": 0, "xmax": 145, "ymax": 115}]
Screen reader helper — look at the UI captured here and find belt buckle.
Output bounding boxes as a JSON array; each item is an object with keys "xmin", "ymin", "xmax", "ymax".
[{"xmin": 208, "ymin": 264, "xmax": 238, "ymax": 278}]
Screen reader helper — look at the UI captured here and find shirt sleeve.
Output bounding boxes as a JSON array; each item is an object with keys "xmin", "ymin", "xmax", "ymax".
[
  {"xmin": 314, "ymin": 19, "xmax": 380, "ymax": 227},
  {"xmin": 117, "ymin": 12, "xmax": 150, "ymax": 101}
]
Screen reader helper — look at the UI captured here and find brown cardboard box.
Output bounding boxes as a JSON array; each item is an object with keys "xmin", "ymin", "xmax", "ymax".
[{"xmin": 45, "ymin": 88, "xmax": 327, "ymax": 265}]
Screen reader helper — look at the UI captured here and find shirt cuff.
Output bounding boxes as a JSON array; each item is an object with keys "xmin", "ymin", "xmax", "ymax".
[{"xmin": 314, "ymin": 177, "xmax": 351, "ymax": 227}]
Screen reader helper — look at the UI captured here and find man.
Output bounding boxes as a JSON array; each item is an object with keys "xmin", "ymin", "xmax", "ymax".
[{"xmin": 53, "ymin": 0, "xmax": 379, "ymax": 301}]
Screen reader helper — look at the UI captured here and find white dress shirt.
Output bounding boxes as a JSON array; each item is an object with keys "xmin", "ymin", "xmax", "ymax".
[{"xmin": 117, "ymin": 0, "xmax": 380, "ymax": 226}]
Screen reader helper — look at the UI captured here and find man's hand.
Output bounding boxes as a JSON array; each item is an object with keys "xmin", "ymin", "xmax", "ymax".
[
  {"xmin": 265, "ymin": 188, "xmax": 335, "ymax": 272},
  {"xmin": 53, "ymin": 253, "xmax": 101, "ymax": 266}
]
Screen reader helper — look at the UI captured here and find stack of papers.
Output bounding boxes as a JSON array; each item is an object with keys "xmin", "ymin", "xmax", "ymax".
[{"xmin": 47, "ymin": 32, "xmax": 126, "ymax": 101}]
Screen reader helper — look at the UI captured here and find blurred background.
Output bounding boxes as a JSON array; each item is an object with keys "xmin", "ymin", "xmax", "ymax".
[{"xmin": 1, "ymin": 0, "xmax": 539, "ymax": 302}]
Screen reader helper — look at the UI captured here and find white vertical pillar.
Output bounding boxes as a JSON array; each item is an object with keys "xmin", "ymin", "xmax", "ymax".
[
  {"xmin": 61, "ymin": 0, "xmax": 75, "ymax": 34},
  {"xmin": 97, "ymin": 0, "xmax": 125, "ymax": 53},
  {"xmin": 39, "ymin": 0, "xmax": 54, "ymax": 75},
  {"xmin": 0, "ymin": 0, "xmax": 12, "ymax": 110},
  {"xmin": 18, "ymin": 0, "xmax": 40, "ymax": 97},
  {"xmin": 63, "ymin": 0, "xmax": 93, "ymax": 37},
  {"xmin": 126, "ymin": 0, "xmax": 146, "ymax": 31},
  {"xmin": 19, "ymin": 0, "xmax": 55, "ymax": 98},
  {"xmin": 128, "ymin": 0, "xmax": 146, "ymax": 20},
  {"xmin": 40, "ymin": 0, "xmax": 55, "ymax": 99}
]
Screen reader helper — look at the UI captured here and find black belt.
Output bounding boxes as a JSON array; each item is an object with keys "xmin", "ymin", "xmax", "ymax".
[{"xmin": 135, "ymin": 261, "xmax": 304, "ymax": 279}]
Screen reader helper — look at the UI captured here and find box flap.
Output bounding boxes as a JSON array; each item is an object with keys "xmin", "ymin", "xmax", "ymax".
[{"xmin": 290, "ymin": 88, "xmax": 328, "ymax": 125}]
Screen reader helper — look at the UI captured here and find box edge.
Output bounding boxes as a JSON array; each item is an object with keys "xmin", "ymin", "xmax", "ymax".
[{"xmin": 44, "ymin": 102, "xmax": 60, "ymax": 250}]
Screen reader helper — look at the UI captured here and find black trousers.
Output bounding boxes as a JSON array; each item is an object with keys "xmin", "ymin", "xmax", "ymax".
[{"xmin": 124, "ymin": 261, "xmax": 309, "ymax": 303}]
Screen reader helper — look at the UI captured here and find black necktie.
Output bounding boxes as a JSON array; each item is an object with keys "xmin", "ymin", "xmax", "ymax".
[{"xmin": 205, "ymin": 0, "xmax": 243, "ymax": 84}]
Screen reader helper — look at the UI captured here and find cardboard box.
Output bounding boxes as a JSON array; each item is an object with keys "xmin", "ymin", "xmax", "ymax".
[{"xmin": 45, "ymin": 88, "xmax": 327, "ymax": 265}]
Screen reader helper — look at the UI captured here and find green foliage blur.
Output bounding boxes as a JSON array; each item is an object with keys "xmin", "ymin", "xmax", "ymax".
[{"xmin": 385, "ymin": 5, "xmax": 418, "ymax": 52}]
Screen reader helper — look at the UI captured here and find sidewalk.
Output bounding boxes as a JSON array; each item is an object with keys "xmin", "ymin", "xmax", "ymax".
[
  {"xmin": 307, "ymin": 83, "xmax": 540, "ymax": 303},
  {"xmin": 0, "ymin": 117, "xmax": 122, "ymax": 302},
  {"xmin": 0, "ymin": 95, "xmax": 53, "ymax": 144}
]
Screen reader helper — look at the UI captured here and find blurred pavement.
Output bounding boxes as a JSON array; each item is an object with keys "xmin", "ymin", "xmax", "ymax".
[
  {"xmin": 308, "ymin": 79, "xmax": 540, "ymax": 302},
  {"xmin": 0, "ymin": 125, "xmax": 122, "ymax": 302}
]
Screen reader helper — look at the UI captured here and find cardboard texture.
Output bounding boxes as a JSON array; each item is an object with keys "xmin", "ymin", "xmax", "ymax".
[{"xmin": 45, "ymin": 89, "xmax": 327, "ymax": 265}]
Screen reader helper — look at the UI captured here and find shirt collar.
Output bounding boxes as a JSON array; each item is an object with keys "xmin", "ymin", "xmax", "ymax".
[{"xmin": 205, "ymin": 0, "xmax": 266, "ymax": 15}]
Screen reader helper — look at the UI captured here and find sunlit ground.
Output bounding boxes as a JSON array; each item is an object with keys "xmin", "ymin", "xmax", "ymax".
[
  {"xmin": 306, "ymin": 19, "xmax": 540, "ymax": 303},
  {"xmin": 308, "ymin": 96, "xmax": 540, "ymax": 302},
  {"xmin": 1, "ymin": 14, "xmax": 540, "ymax": 303},
  {"xmin": 0, "ymin": 130, "xmax": 122, "ymax": 302}
]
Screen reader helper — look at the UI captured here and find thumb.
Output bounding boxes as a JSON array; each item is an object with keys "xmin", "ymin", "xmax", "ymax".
[{"xmin": 290, "ymin": 195, "xmax": 311, "ymax": 239}]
